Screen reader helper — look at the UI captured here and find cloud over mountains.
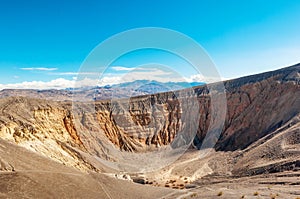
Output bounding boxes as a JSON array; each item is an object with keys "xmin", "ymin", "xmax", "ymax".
[{"xmin": 20, "ymin": 67, "xmax": 58, "ymax": 71}]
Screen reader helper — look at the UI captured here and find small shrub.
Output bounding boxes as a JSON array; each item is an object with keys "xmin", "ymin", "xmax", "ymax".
[
  {"xmin": 270, "ymin": 193, "xmax": 278, "ymax": 199},
  {"xmin": 217, "ymin": 191, "xmax": 223, "ymax": 196},
  {"xmin": 253, "ymin": 191, "xmax": 259, "ymax": 196},
  {"xmin": 267, "ymin": 185, "xmax": 272, "ymax": 189}
]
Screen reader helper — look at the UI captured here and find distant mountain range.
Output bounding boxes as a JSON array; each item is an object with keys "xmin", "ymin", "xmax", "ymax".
[{"xmin": 0, "ymin": 80, "xmax": 204, "ymax": 101}]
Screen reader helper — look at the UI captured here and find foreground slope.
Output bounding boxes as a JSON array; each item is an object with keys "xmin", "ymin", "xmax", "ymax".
[{"xmin": 0, "ymin": 138, "xmax": 173, "ymax": 199}]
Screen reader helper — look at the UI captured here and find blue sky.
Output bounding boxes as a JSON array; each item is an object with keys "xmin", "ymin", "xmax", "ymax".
[{"xmin": 1, "ymin": 0, "xmax": 300, "ymax": 89}]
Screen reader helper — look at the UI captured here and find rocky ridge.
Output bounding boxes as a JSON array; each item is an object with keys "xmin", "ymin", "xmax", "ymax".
[{"xmin": 0, "ymin": 63, "xmax": 299, "ymax": 176}]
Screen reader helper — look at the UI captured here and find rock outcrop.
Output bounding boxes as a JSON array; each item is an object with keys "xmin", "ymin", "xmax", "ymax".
[
  {"xmin": 215, "ymin": 63, "xmax": 300, "ymax": 151},
  {"xmin": 0, "ymin": 63, "xmax": 299, "ymax": 173}
]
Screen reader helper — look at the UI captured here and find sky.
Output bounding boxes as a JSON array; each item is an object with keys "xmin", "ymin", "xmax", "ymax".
[{"xmin": 0, "ymin": 0, "xmax": 300, "ymax": 89}]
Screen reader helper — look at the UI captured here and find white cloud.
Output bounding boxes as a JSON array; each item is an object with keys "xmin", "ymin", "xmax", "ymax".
[
  {"xmin": 0, "ymin": 78, "xmax": 98, "ymax": 90},
  {"xmin": 111, "ymin": 66, "xmax": 135, "ymax": 71},
  {"xmin": 184, "ymin": 74, "xmax": 221, "ymax": 83},
  {"xmin": 20, "ymin": 67, "xmax": 58, "ymax": 71},
  {"xmin": 111, "ymin": 66, "xmax": 160, "ymax": 72},
  {"xmin": 98, "ymin": 75, "xmax": 122, "ymax": 85},
  {"xmin": 113, "ymin": 68, "xmax": 222, "ymax": 83},
  {"xmin": 119, "ymin": 69, "xmax": 174, "ymax": 82}
]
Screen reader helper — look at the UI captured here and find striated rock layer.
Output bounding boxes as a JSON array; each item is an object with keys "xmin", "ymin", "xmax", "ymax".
[{"xmin": 0, "ymin": 63, "xmax": 299, "ymax": 173}]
